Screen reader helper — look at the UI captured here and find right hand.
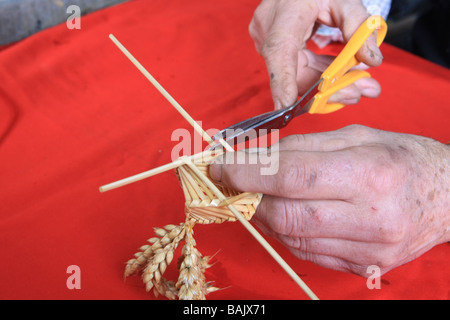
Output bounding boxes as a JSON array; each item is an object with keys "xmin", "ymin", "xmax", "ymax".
[{"xmin": 249, "ymin": 0, "xmax": 384, "ymax": 109}]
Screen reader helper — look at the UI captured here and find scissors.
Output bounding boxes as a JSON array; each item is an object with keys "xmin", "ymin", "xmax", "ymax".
[{"xmin": 210, "ymin": 15, "xmax": 387, "ymax": 150}]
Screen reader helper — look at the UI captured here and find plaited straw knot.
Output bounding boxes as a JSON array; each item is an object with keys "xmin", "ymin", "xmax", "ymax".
[{"xmin": 176, "ymin": 154, "xmax": 263, "ymax": 225}]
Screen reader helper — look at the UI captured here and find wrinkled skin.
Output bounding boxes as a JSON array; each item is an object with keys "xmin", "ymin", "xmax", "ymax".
[
  {"xmin": 210, "ymin": 125, "xmax": 450, "ymax": 276},
  {"xmin": 249, "ymin": 0, "xmax": 384, "ymax": 109}
]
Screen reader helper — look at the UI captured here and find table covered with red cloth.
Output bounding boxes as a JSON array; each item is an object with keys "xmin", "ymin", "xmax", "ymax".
[{"xmin": 0, "ymin": 0, "xmax": 448, "ymax": 300}]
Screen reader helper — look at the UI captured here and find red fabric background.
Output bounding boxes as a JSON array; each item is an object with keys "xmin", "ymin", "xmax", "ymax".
[{"xmin": 0, "ymin": 0, "xmax": 448, "ymax": 300}]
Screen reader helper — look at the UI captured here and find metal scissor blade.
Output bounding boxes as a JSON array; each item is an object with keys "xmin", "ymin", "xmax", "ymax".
[
  {"xmin": 212, "ymin": 108, "xmax": 287, "ymax": 141},
  {"xmin": 209, "ymin": 108, "xmax": 287, "ymax": 150},
  {"xmin": 210, "ymin": 78, "xmax": 323, "ymax": 150}
]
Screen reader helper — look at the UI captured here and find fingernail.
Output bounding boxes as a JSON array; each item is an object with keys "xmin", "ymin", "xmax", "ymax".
[
  {"xmin": 368, "ymin": 41, "xmax": 383, "ymax": 62},
  {"xmin": 209, "ymin": 156, "xmax": 223, "ymax": 181}
]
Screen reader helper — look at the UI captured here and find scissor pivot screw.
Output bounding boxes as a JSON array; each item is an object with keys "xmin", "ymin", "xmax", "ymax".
[{"xmin": 283, "ymin": 114, "xmax": 292, "ymax": 124}]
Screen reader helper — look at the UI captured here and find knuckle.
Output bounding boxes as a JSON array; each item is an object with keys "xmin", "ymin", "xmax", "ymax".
[
  {"xmin": 365, "ymin": 162, "xmax": 396, "ymax": 193},
  {"xmin": 260, "ymin": 199, "xmax": 325, "ymax": 240},
  {"xmin": 257, "ymin": 199, "xmax": 322, "ymax": 240},
  {"xmin": 261, "ymin": 198, "xmax": 292, "ymax": 235},
  {"xmin": 340, "ymin": 124, "xmax": 375, "ymax": 137},
  {"xmin": 348, "ymin": 264, "xmax": 373, "ymax": 277},
  {"xmin": 354, "ymin": 144, "xmax": 400, "ymax": 193},
  {"xmin": 260, "ymin": 35, "xmax": 298, "ymax": 59},
  {"xmin": 300, "ymin": 205, "xmax": 324, "ymax": 231},
  {"xmin": 248, "ymin": 17, "xmax": 262, "ymax": 43},
  {"xmin": 248, "ymin": 22, "xmax": 258, "ymax": 41},
  {"xmin": 274, "ymin": 157, "xmax": 307, "ymax": 196},
  {"xmin": 278, "ymin": 134, "xmax": 305, "ymax": 149},
  {"xmin": 377, "ymin": 253, "xmax": 400, "ymax": 269},
  {"xmin": 366, "ymin": 144, "xmax": 408, "ymax": 193},
  {"xmin": 377, "ymin": 218, "xmax": 406, "ymax": 244},
  {"xmin": 368, "ymin": 249, "xmax": 400, "ymax": 270}
]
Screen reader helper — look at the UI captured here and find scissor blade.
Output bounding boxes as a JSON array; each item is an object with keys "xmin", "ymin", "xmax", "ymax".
[
  {"xmin": 212, "ymin": 108, "xmax": 286, "ymax": 141},
  {"xmin": 210, "ymin": 108, "xmax": 287, "ymax": 150},
  {"xmin": 210, "ymin": 78, "xmax": 323, "ymax": 150}
]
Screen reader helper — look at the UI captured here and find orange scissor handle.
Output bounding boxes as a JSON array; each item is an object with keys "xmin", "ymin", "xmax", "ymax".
[{"xmin": 308, "ymin": 15, "xmax": 387, "ymax": 114}]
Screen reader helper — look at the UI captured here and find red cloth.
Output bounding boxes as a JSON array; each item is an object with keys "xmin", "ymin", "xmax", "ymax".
[{"xmin": 0, "ymin": 0, "xmax": 448, "ymax": 300}]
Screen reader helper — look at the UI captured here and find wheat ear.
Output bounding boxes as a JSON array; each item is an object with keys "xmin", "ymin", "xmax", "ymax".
[
  {"xmin": 124, "ymin": 236, "xmax": 160, "ymax": 278},
  {"xmin": 123, "ymin": 223, "xmax": 185, "ymax": 299},
  {"xmin": 142, "ymin": 224, "xmax": 186, "ymax": 299},
  {"xmin": 175, "ymin": 222, "xmax": 218, "ymax": 300}
]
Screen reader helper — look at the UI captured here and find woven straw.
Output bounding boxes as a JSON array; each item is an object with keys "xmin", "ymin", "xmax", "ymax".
[{"xmin": 175, "ymin": 153, "xmax": 262, "ymax": 224}]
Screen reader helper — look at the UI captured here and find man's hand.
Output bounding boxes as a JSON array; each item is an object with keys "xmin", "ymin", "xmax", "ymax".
[
  {"xmin": 249, "ymin": 0, "xmax": 384, "ymax": 109},
  {"xmin": 209, "ymin": 125, "xmax": 450, "ymax": 276}
]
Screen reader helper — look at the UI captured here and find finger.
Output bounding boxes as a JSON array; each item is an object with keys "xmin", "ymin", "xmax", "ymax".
[
  {"xmin": 280, "ymin": 236, "xmax": 397, "ymax": 274},
  {"xmin": 329, "ymin": 0, "xmax": 383, "ymax": 67},
  {"xmin": 330, "ymin": 76, "xmax": 380, "ymax": 102},
  {"xmin": 260, "ymin": 3, "xmax": 319, "ymax": 109},
  {"xmin": 285, "ymin": 239, "xmax": 397, "ymax": 276},
  {"xmin": 275, "ymin": 132, "xmax": 353, "ymax": 153},
  {"xmin": 256, "ymin": 200, "xmax": 397, "ymax": 276},
  {"xmin": 287, "ymin": 248, "xmax": 372, "ymax": 276},
  {"xmin": 295, "ymin": 50, "xmax": 328, "ymax": 94},
  {"xmin": 209, "ymin": 149, "xmax": 359, "ymax": 200},
  {"xmin": 274, "ymin": 124, "xmax": 377, "ymax": 152},
  {"xmin": 252, "ymin": 208, "xmax": 375, "ymax": 275},
  {"xmin": 254, "ymin": 196, "xmax": 367, "ymax": 240},
  {"xmin": 354, "ymin": 76, "xmax": 381, "ymax": 98},
  {"xmin": 295, "ymin": 52, "xmax": 381, "ymax": 105},
  {"xmin": 327, "ymin": 83, "xmax": 362, "ymax": 105},
  {"xmin": 263, "ymin": 40, "xmax": 300, "ymax": 109}
]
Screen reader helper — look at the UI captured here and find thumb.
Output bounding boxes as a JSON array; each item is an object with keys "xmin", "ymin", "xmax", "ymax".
[{"xmin": 330, "ymin": 1, "xmax": 383, "ymax": 67}]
